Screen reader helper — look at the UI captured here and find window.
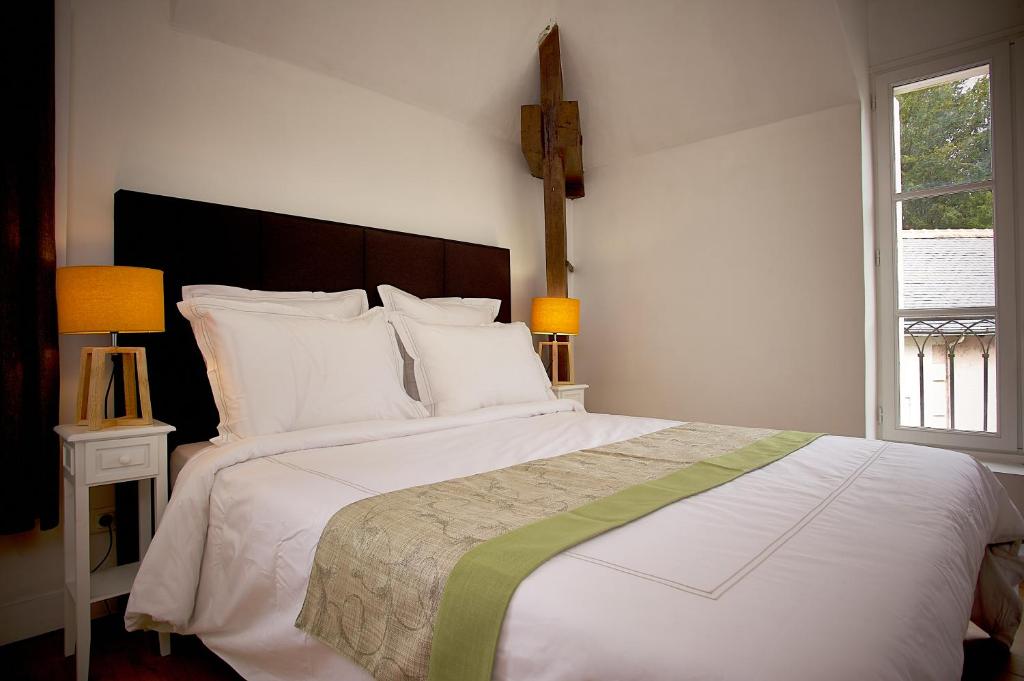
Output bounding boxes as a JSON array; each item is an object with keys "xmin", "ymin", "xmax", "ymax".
[{"xmin": 874, "ymin": 44, "xmax": 1020, "ymax": 453}]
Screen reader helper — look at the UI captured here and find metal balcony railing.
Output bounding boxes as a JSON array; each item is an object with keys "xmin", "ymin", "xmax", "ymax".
[{"xmin": 903, "ymin": 316, "xmax": 996, "ymax": 432}]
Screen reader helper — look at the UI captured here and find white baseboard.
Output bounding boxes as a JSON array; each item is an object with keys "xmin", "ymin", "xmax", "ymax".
[{"xmin": 0, "ymin": 588, "xmax": 64, "ymax": 647}]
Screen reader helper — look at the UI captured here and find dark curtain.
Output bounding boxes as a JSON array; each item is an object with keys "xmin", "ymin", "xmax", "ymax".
[{"xmin": 0, "ymin": 2, "xmax": 59, "ymax": 534}]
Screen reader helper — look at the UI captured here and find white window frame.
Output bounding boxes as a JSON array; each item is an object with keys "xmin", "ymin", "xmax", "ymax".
[{"xmin": 873, "ymin": 42, "xmax": 1020, "ymax": 454}]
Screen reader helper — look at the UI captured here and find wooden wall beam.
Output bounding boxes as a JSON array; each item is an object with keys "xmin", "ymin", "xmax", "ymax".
[
  {"xmin": 522, "ymin": 23, "xmax": 584, "ymax": 297},
  {"xmin": 543, "ymin": 154, "xmax": 568, "ymax": 297},
  {"xmin": 538, "ymin": 25, "xmax": 563, "ymax": 111},
  {"xmin": 521, "ymin": 104, "xmax": 543, "ymax": 179},
  {"xmin": 557, "ymin": 101, "xmax": 584, "ymax": 199},
  {"xmin": 540, "ymin": 25, "xmax": 568, "ymax": 297}
]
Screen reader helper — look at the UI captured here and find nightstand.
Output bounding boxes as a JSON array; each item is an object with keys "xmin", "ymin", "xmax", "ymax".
[
  {"xmin": 56, "ymin": 420, "xmax": 175, "ymax": 681},
  {"xmin": 552, "ymin": 383, "xmax": 588, "ymax": 408}
]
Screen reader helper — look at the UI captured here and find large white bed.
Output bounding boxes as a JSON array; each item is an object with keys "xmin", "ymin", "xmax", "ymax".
[
  {"xmin": 128, "ymin": 400, "xmax": 1024, "ymax": 681},
  {"xmin": 114, "ymin": 199, "xmax": 1024, "ymax": 681}
]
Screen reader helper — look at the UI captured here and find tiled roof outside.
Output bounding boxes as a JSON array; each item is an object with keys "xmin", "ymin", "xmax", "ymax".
[{"xmin": 901, "ymin": 229, "xmax": 994, "ymax": 309}]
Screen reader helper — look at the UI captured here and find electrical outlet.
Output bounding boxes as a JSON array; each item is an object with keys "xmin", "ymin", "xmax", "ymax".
[{"xmin": 90, "ymin": 507, "xmax": 116, "ymax": 534}]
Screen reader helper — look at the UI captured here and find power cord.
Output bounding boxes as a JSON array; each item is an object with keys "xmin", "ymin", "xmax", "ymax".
[
  {"xmin": 102, "ymin": 368, "xmax": 115, "ymax": 418},
  {"xmin": 90, "ymin": 513, "xmax": 115, "ymax": 573}
]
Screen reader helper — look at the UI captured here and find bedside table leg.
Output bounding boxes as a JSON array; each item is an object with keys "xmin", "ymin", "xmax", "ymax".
[
  {"xmin": 141, "ymin": 474, "xmax": 172, "ymax": 657},
  {"xmin": 63, "ymin": 588, "xmax": 75, "ymax": 657},
  {"xmin": 137, "ymin": 478, "xmax": 152, "ymax": 556},
  {"xmin": 63, "ymin": 475, "xmax": 76, "ymax": 657},
  {"xmin": 73, "ymin": 480, "xmax": 91, "ymax": 681},
  {"xmin": 75, "ymin": 608, "xmax": 90, "ymax": 681}
]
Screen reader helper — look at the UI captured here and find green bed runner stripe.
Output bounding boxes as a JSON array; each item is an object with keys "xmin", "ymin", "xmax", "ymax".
[{"xmin": 427, "ymin": 429, "xmax": 823, "ymax": 681}]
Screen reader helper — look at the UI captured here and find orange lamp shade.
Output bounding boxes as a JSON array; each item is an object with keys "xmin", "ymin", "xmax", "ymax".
[
  {"xmin": 56, "ymin": 266, "xmax": 165, "ymax": 334},
  {"xmin": 530, "ymin": 297, "xmax": 580, "ymax": 335}
]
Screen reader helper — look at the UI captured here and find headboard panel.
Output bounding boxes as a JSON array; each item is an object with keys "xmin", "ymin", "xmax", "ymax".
[
  {"xmin": 364, "ymin": 229, "xmax": 446, "ymax": 304},
  {"xmin": 113, "ymin": 189, "xmax": 511, "ymax": 446}
]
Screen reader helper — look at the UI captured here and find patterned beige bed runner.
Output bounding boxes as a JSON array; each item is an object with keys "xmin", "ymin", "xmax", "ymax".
[{"xmin": 296, "ymin": 422, "xmax": 820, "ymax": 681}]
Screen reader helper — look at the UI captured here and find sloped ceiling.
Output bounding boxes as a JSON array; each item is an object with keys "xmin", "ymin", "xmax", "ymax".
[{"xmin": 170, "ymin": 0, "xmax": 860, "ymax": 168}]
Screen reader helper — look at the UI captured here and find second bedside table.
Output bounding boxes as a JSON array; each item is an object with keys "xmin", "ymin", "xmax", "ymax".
[
  {"xmin": 552, "ymin": 383, "xmax": 588, "ymax": 408},
  {"xmin": 55, "ymin": 420, "xmax": 175, "ymax": 681}
]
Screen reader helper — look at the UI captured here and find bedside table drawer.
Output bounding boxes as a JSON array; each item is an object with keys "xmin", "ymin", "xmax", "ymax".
[
  {"xmin": 558, "ymin": 388, "xmax": 585, "ymax": 405},
  {"xmin": 84, "ymin": 436, "xmax": 159, "ymax": 485},
  {"xmin": 551, "ymin": 383, "xmax": 588, "ymax": 408}
]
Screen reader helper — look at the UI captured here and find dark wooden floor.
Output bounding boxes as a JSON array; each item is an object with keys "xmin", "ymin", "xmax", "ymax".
[
  {"xmin": 1, "ymin": 611, "xmax": 1022, "ymax": 680},
  {"xmin": 0, "ymin": 613, "xmax": 241, "ymax": 681},
  {"xmin": 964, "ymin": 620, "xmax": 1024, "ymax": 681}
]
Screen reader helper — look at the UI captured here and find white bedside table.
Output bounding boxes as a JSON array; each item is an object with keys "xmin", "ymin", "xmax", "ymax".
[
  {"xmin": 55, "ymin": 420, "xmax": 175, "ymax": 681},
  {"xmin": 552, "ymin": 383, "xmax": 588, "ymax": 408}
]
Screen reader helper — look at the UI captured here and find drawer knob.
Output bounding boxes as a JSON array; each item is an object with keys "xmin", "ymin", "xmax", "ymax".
[{"xmin": 119, "ymin": 454, "xmax": 132, "ymax": 465}]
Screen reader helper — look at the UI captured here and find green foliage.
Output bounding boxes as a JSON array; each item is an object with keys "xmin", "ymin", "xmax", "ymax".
[{"xmin": 897, "ymin": 75, "xmax": 992, "ymax": 229}]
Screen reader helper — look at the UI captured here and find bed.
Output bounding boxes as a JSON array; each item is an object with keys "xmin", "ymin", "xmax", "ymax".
[
  {"xmin": 116, "ymin": 191, "xmax": 1024, "ymax": 681},
  {"xmin": 169, "ymin": 442, "xmax": 208, "ymax": 488}
]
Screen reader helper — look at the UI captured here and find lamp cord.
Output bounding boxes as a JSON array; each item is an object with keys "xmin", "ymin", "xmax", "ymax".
[
  {"xmin": 102, "ymin": 366, "xmax": 115, "ymax": 419},
  {"xmin": 91, "ymin": 524, "xmax": 114, "ymax": 573},
  {"xmin": 102, "ymin": 352, "xmax": 125, "ymax": 419}
]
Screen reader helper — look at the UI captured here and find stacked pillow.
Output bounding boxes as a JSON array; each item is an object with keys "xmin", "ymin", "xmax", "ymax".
[
  {"xmin": 377, "ymin": 285, "xmax": 500, "ymax": 399},
  {"xmin": 377, "ymin": 284, "xmax": 499, "ymax": 326},
  {"xmin": 181, "ymin": 284, "xmax": 368, "ymax": 318},
  {"xmin": 378, "ymin": 285, "xmax": 554, "ymax": 417},
  {"xmin": 178, "ymin": 286, "xmax": 425, "ymax": 443},
  {"xmin": 179, "ymin": 283, "xmax": 558, "ymax": 441}
]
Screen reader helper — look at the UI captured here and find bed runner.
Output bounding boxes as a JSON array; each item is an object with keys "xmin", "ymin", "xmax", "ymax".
[{"xmin": 295, "ymin": 422, "xmax": 822, "ymax": 681}]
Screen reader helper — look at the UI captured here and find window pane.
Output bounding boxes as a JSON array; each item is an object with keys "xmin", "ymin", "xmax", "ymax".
[
  {"xmin": 899, "ymin": 187, "xmax": 993, "ymax": 230},
  {"xmin": 900, "ymin": 317, "xmax": 997, "ymax": 433},
  {"xmin": 897, "ymin": 189, "xmax": 993, "ymax": 309},
  {"xmin": 894, "ymin": 66, "xmax": 991, "ymax": 193}
]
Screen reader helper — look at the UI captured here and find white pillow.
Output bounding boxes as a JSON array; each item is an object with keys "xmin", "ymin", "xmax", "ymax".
[
  {"xmin": 377, "ymin": 284, "xmax": 501, "ymax": 399},
  {"xmin": 377, "ymin": 284, "xmax": 499, "ymax": 324},
  {"xmin": 177, "ymin": 300, "xmax": 427, "ymax": 442},
  {"xmin": 390, "ymin": 314, "xmax": 554, "ymax": 416},
  {"xmin": 182, "ymin": 284, "xmax": 367, "ymax": 319}
]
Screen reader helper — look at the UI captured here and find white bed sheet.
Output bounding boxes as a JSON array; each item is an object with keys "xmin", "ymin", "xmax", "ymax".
[
  {"xmin": 169, "ymin": 441, "xmax": 213, "ymax": 488},
  {"xmin": 127, "ymin": 401, "xmax": 1024, "ymax": 681}
]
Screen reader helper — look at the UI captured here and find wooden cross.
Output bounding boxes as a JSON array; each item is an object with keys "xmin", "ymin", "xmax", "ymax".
[{"xmin": 521, "ymin": 24, "xmax": 584, "ymax": 298}]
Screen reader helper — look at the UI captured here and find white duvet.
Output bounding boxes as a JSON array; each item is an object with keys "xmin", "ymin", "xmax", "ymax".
[{"xmin": 126, "ymin": 400, "xmax": 1024, "ymax": 681}]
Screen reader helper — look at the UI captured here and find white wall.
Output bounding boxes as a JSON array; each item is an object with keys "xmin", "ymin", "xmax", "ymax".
[
  {"xmin": 0, "ymin": 0, "xmax": 543, "ymax": 645},
  {"xmin": 573, "ymin": 104, "xmax": 866, "ymax": 436},
  {"xmin": 837, "ymin": 0, "xmax": 877, "ymax": 438},
  {"xmin": 62, "ymin": 1, "xmax": 543, "ymax": 296},
  {"xmin": 868, "ymin": 0, "xmax": 1024, "ymax": 67}
]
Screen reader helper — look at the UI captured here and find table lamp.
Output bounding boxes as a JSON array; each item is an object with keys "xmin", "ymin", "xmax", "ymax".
[
  {"xmin": 56, "ymin": 266, "xmax": 164, "ymax": 430},
  {"xmin": 530, "ymin": 296, "xmax": 579, "ymax": 385}
]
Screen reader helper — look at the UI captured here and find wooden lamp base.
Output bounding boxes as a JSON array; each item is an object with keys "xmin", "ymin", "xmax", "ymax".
[
  {"xmin": 76, "ymin": 346, "xmax": 153, "ymax": 430},
  {"xmin": 537, "ymin": 337, "xmax": 575, "ymax": 385}
]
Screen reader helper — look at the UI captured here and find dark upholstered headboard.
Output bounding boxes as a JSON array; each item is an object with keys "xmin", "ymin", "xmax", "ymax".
[{"xmin": 113, "ymin": 189, "xmax": 511, "ymax": 447}]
